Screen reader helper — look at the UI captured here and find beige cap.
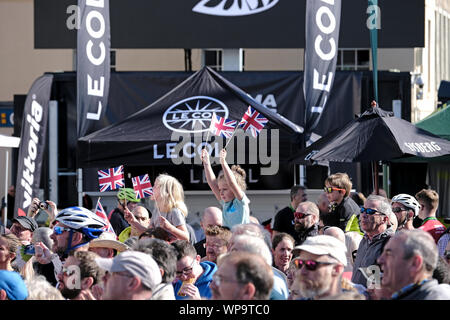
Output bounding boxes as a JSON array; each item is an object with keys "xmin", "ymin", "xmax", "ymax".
[
  {"xmin": 89, "ymin": 231, "xmax": 129, "ymax": 252},
  {"xmin": 294, "ymin": 235, "xmax": 348, "ymax": 266}
]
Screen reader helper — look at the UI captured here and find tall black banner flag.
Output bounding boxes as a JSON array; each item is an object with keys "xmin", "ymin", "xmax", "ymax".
[
  {"xmin": 77, "ymin": 0, "xmax": 111, "ymax": 138},
  {"xmin": 14, "ymin": 74, "xmax": 53, "ymax": 217},
  {"xmin": 303, "ymin": 0, "xmax": 341, "ymax": 141}
]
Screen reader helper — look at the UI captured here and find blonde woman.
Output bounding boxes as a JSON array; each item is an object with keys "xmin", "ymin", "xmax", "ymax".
[
  {"xmin": 148, "ymin": 174, "xmax": 190, "ymax": 242},
  {"xmin": 0, "ymin": 233, "xmax": 21, "ymax": 271}
]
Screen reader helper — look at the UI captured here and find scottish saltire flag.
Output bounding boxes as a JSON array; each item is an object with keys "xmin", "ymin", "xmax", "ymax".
[
  {"xmin": 239, "ymin": 106, "xmax": 269, "ymax": 138},
  {"xmin": 132, "ymin": 174, "xmax": 153, "ymax": 199},
  {"xmin": 209, "ymin": 113, "xmax": 237, "ymax": 138},
  {"xmin": 98, "ymin": 165, "xmax": 125, "ymax": 192},
  {"xmin": 94, "ymin": 198, "xmax": 115, "ymax": 234}
]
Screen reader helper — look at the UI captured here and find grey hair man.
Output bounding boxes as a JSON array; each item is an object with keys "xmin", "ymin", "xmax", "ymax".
[
  {"xmin": 210, "ymin": 251, "xmax": 274, "ymax": 300},
  {"xmin": 231, "ymin": 234, "xmax": 289, "ymax": 300},
  {"xmin": 324, "ymin": 227, "xmax": 346, "ymax": 243},
  {"xmin": 377, "ymin": 229, "xmax": 450, "ymax": 300},
  {"xmin": 351, "ymin": 195, "xmax": 394, "ymax": 287},
  {"xmin": 229, "ymin": 223, "xmax": 272, "ymax": 250},
  {"xmin": 194, "ymin": 207, "xmax": 223, "ymax": 257}
]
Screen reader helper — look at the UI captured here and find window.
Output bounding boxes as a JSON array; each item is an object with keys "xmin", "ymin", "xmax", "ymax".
[
  {"xmin": 336, "ymin": 49, "xmax": 370, "ymax": 71},
  {"xmin": 203, "ymin": 49, "xmax": 223, "ymax": 71}
]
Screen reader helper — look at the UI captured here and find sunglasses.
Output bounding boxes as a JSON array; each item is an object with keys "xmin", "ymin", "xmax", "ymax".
[
  {"xmin": 324, "ymin": 187, "xmax": 346, "ymax": 194},
  {"xmin": 360, "ymin": 207, "xmax": 386, "ymax": 216},
  {"xmin": 53, "ymin": 226, "xmax": 72, "ymax": 235},
  {"xmin": 294, "ymin": 211, "xmax": 311, "ymax": 219},
  {"xmin": 294, "ymin": 259, "xmax": 335, "ymax": 271},
  {"xmin": 392, "ymin": 207, "xmax": 409, "ymax": 213}
]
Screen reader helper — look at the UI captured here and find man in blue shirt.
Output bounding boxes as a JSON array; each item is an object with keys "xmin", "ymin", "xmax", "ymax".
[{"xmin": 171, "ymin": 240, "xmax": 217, "ymax": 300}]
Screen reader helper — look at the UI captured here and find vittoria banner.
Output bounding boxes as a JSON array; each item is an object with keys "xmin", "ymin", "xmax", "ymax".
[
  {"xmin": 77, "ymin": 0, "xmax": 111, "ymax": 137},
  {"xmin": 303, "ymin": 0, "xmax": 341, "ymax": 140},
  {"xmin": 14, "ymin": 75, "xmax": 53, "ymax": 217}
]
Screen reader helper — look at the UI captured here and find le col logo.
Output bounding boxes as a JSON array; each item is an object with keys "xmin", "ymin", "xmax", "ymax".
[
  {"xmin": 163, "ymin": 96, "xmax": 229, "ymax": 133},
  {"xmin": 193, "ymin": 0, "xmax": 279, "ymax": 17}
]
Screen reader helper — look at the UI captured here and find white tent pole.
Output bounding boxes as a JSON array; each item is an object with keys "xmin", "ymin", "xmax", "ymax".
[{"xmin": 4, "ymin": 150, "xmax": 8, "ymax": 227}]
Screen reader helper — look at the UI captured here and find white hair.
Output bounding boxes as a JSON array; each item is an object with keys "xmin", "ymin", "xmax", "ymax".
[
  {"xmin": 231, "ymin": 234, "xmax": 273, "ymax": 266},
  {"xmin": 25, "ymin": 276, "xmax": 64, "ymax": 300},
  {"xmin": 231, "ymin": 223, "xmax": 272, "ymax": 249}
]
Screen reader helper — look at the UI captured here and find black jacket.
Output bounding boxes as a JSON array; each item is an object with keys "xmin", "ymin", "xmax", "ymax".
[
  {"xmin": 323, "ymin": 196, "xmax": 360, "ymax": 231},
  {"xmin": 294, "ymin": 224, "xmax": 319, "ymax": 246}
]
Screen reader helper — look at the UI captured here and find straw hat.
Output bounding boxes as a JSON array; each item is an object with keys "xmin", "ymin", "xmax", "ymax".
[{"xmin": 89, "ymin": 231, "xmax": 129, "ymax": 252}]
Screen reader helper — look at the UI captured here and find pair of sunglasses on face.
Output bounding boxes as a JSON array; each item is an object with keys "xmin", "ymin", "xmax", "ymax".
[
  {"xmin": 323, "ymin": 187, "xmax": 346, "ymax": 194},
  {"xmin": 392, "ymin": 207, "xmax": 410, "ymax": 213},
  {"xmin": 293, "ymin": 259, "xmax": 335, "ymax": 271},
  {"xmin": 294, "ymin": 211, "xmax": 311, "ymax": 219},
  {"xmin": 360, "ymin": 207, "xmax": 386, "ymax": 216}
]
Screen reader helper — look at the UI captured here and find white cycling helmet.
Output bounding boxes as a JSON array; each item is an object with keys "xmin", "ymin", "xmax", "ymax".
[
  {"xmin": 391, "ymin": 194, "xmax": 420, "ymax": 217},
  {"xmin": 55, "ymin": 206, "xmax": 106, "ymax": 239}
]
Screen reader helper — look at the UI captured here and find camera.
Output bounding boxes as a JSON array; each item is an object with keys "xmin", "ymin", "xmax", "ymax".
[{"xmin": 39, "ymin": 201, "xmax": 49, "ymax": 210}]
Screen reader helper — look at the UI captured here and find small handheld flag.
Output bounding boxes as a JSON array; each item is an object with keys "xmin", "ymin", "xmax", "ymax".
[
  {"xmin": 132, "ymin": 174, "xmax": 153, "ymax": 199},
  {"xmin": 239, "ymin": 106, "xmax": 268, "ymax": 138},
  {"xmin": 94, "ymin": 198, "xmax": 115, "ymax": 235},
  {"xmin": 209, "ymin": 113, "xmax": 237, "ymax": 139},
  {"xmin": 98, "ymin": 165, "xmax": 125, "ymax": 192}
]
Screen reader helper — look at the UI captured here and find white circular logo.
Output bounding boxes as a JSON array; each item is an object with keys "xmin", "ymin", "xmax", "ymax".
[{"xmin": 163, "ymin": 96, "xmax": 229, "ymax": 133}]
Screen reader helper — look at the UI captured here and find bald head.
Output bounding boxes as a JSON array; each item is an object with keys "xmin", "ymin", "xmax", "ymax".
[
  {"xmin": 201, "ymin": 207, "xmax": 223, "ymax": 231},
  {"xmin": 324, "ymin": 227, "xmax": 345, "ymax": 243},
  {"xmin": 317, "ymin": 192, "xmax": 330, "ymax": 214}
]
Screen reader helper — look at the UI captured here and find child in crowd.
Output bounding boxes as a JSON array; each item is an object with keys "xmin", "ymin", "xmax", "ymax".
[
  {"xmin": 202, "ymin": 148, "xmax": 250, "ymax": 229},
  {"xmin": 149, "ymin": 174, "xmax": 190, "ymax": 242}
]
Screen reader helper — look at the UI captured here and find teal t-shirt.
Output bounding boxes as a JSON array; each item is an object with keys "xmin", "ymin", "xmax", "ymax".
[{"xmin": 220, "ymin": 194, "xmax": 250, "ymax": 229}]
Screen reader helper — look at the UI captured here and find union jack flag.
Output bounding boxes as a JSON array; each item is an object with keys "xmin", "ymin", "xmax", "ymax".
[
  {"xmin": 98, "ymin": 165, "xmax": 125, "ymax": 192},
  {"xmin": 209, "ymin": 113, "xmax": 237, "ymax": 139},
  {"xmin": 132, "ymin": 174, "xmax": 153, "ymax": 199},
  {"xmin": 239, "ymin": 106, "xmax": 269, "ymax": 138},
  {"xmin": 94, "ymin": 198, "xmax": 115, "ymax": 235}
]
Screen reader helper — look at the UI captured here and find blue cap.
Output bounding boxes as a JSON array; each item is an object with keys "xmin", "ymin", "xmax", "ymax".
[{"xmin": 0, "ymin": 270, "xmax": 28, "ymax": 300}]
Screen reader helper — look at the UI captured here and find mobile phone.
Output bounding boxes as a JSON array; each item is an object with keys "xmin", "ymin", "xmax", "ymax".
[{"xmin": 24, "ymin": 244, "xmax": 35, "ymax": 255}]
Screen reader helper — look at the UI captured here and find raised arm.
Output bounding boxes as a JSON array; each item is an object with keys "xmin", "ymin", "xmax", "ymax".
[
  {"xmin": 201, "ymin": 148, "xmax": 221, "ymax": 201},
  {"xmin": 219, "ymin": 149, "xmax": 245, "ymax": 201}
]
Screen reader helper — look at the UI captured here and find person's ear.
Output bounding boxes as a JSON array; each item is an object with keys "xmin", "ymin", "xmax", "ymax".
[
  {"xmin": 81, "ymin": 277, "xmax": 94, "ymax": 290},
  {"xmin": 0, "ymin": 289, "xmax": 7, "ymax": 300},
  {"xmin": 332, "ymin": 264, "xmax": 344, "ymax": 277},
  {"xmin": 8, "ymin": 251, "xmax": 16, "ymax": 261},
  {"xmin": 159, "ymin": 267, "xmax": 165, "ymax": 278},
  {"xmin": 72, "ymin": 231, "xmax": 83, "ymax": 244},
  {"xmin": 241, "ymin": 282, "xmax": 256, "ymax": 300},
  {"xmin": 128, "ymin": 276, "xmax": 141, "ymax": 291},
  {"xmin": 410, "ymin": 255, "xmax": 423, "ymax": 274}
]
